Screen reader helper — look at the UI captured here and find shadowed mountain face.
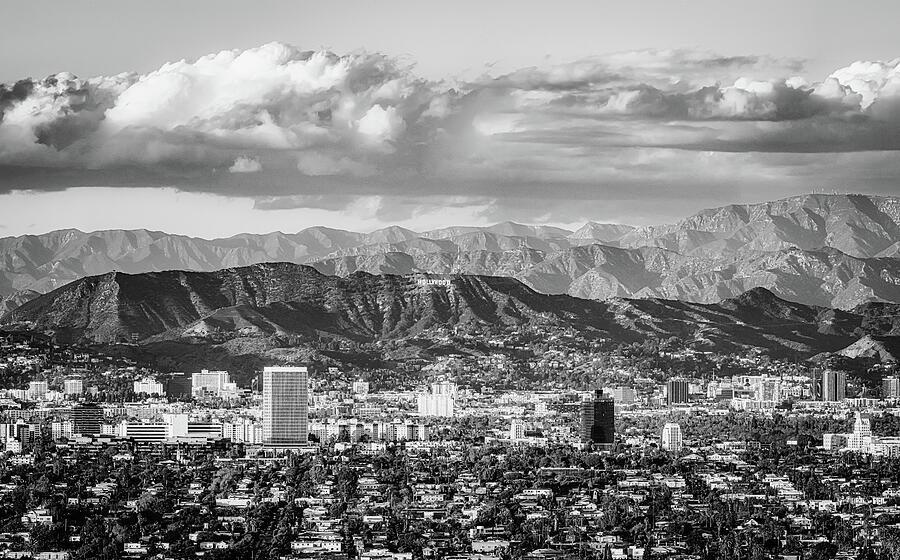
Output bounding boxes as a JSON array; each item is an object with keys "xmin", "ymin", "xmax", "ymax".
[
  {"xmin": 4, "ymin": 262, "xmax": 900, "ymax": 359},
  {"xmin": 3, "ymin": 194, "xmax": 900, "ymax": 312}
]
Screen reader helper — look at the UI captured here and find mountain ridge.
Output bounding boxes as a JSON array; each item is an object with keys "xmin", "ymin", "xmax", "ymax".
[
  {"xmin": 4, "ymin": 263, "xmax": 900, "ymax": 361},
  {"xmin": 3, "ymin": 193, "xmax": 900, "ymax": 312}
]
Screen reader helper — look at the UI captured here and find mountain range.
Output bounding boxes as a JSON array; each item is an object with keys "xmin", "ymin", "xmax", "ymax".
[
  {"xmin": 3, "ymin": 193, "xmax": 900, "ymax": 313},
  {"xmin": 3, "ymin": 262, "xmax": 900, "ymax": 363}
]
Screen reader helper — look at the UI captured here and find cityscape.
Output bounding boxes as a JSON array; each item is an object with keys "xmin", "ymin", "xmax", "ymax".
[
  {"xmin": 0, "ymin": 327, "xmax": 899, "ymax": 559},
  {"xmin": 3, "ymin": 1, "xmax": 900, "ymax": 559}
]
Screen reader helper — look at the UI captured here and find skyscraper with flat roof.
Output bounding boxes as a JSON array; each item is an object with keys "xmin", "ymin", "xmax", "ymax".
[
  {"xmin": 666, "ymin": 379, "xmax": 689, "ymax": 406},
  {"xmin": 72, "ymin": 404, "xmax": 102, "ymax": 436},
  {"xmin": 883, "ymin": 376, "xmax": 900, "ymax": 399},
  {"xmin": 580, "ymin": 390, "xmax": 614, "ymax": 448},
  {"xmin": 821, "ymin": 370, "xmax": 846, "ymax": 402},
  {"xmin": 262, "ymin": 366, "xmax": 309, "ymax": 446}
]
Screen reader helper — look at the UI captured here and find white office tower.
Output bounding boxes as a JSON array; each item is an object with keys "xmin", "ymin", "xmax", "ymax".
[
  {"xmin": 884, "ymin": 376, "xmax": 900, "ymax": 399},
  {"xmin": 27, "ymin": 381, "xmax": 48, "ymax": 401},
  {"xmin": 63, "ymin": 379, "xmax": 83, "ymax": 396},
  {"xmin": 661, "ymin": 422, "xmax": 683, "ymax": 452},
  {"xmin": 417, "ymin": 382, "xmax": 456, "ymax": 417},
  {"xmin": 510, "ymin": 418, "xmax": 526, "ymax": 441},
  {"xmin": 352, "ymin": 380, "xmax": 370, "ymax": 395},
  {"xmin": 192, "ymin": 370, "xmax": 231, "ymax": 396},
  {"xmin": 848, "ymin": 412, "xmax": 873, "ymax": 453},
  {"xmin": 262, "ymin": 366, "xmax": 309, "ymax": 446}
]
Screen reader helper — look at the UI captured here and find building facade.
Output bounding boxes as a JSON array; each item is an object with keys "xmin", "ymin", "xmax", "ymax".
[
  {"xmin": 884, "ymin": 376, "xmax": 900, "ymax": 399},
  {"xmin": 262, "ymin": 366, "xmax": 309, "ymax": 446},
  {"xmin": 661, "ymin": 422, "xmax": 683, "ymax": 452},
  {"xmin": 580, "ymin": 390, "xmax": 615, "ymax": 447},
  {"xmin": 666, "ymin": 379, "xmax": 689, "ymax": 406},
  {"xmin": 72, "ymin": 404, "xmax": 103, "ymax": 436},
  {"xmin": 821, "ymin": 370, "xmax": 847, "ymax": 402}
]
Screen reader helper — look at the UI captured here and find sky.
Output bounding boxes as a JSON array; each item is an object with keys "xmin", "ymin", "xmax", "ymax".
[{"xmin": 1, "ymin": 0, "xmax": 899, "ymax": 238}]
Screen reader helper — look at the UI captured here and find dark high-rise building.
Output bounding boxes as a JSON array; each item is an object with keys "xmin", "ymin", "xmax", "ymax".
[
  {"xmin": 580, "ymin": 390, "xmax": 614, "ymax": 447},
  {"xmin": 166, "ymin": 374, "xmax": 192, "ymax": 399},
  {"xmin": 72, "ymin": 404, "xmax": 103, "ymax": 435},
  {"xmin": 666, "ymin": 379, "xmax": 689, "ymax": 406}
]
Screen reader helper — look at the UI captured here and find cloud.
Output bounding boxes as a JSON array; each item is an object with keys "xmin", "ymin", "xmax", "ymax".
[
  {"xmin": 0, "ymin": 43, "xmax": 899, "ymax": 226},
  {"xmin": 229, "ymin": 155, "xmax": 262, "ymax": 173}
]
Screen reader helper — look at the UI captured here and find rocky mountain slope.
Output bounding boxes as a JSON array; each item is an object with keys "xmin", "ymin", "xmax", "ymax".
[
  {"xmin": 835, "ymin": 335, "xmax": 900, "ymax": 362},
  {"xmin": 3, "ymin": 194, "xmax": 900, "ymax": 311},
  {"xmin": 4, "ymin": 263, "xmax": 900, "ymax": 359}
]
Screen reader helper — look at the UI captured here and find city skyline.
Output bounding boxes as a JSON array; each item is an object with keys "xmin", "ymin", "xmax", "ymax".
[{"xmin": 2, "ymin": 4, "xmax": 900, "ymax": 559}]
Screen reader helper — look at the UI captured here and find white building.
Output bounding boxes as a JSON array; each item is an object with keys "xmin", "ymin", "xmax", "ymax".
[
  {"xmin": 192, "ymin": 370, "xmax": 233, "ymax": 397},
  {"xmin": 847, "ymin": 412, "xmax": 873, "ymax": 453},
  {"xmin": 417, "ymin": 382, "xmax": 456, "ymax": 417},
  {"xmin": 51, "ymin": 421, "xmax": 74, "ymax": 440},
  {"xmin": 63, "ymin": 379, "xmax": 83, "ymax": 396},
  {"xmin": 661, "ymin": 422, "xmax": 683, "ymax": 452},
  {"xmin": 510, "ymin": 419, "xmax": 526, "ymax": 441},
  {"xmin": 133, "ymin": 378, "xmax": 163, "ymax": 395},
  {"xmin": 26, "ymin": 381, "xmax": 48, "ymax": 401},
  {"xmin": 223, "ymin": 419, "xmax": 263, "ymax": 444}
]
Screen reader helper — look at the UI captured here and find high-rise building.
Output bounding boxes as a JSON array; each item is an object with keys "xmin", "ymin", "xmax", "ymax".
[
  {"xmin": 821, "ymin": 370, "xmax": 846, "ymax": 402},
  {"xmin": 262, "ymin": 366, "xmax": 309, "ymax": 446},
  {"xmin": 51, "ymin": 421, "xmax": 73, "ymax": 440},
  {"xmin": 63, "ymin": 379, "xmax": 83, "ymax": 396},
  {"xmin": 848, "ymin": 412, "xmax": 872, "ymax": 452},
  {"xmin": 580, "ymin": 390, "xmax": 615, "ymax": 447},
  {"xmin": 510, "ymin": 418, "xmax": 526, "ymax": 441},
  {"xmin": 192, "ymin": 370, "xmax": 230, "ymax": 396},
  {"xmin": 72, "ymin": 404, "xmax": 103, "ymax": 435},
  {"xmin": 661, "ymin": 422, "xmax": 683, "ymax": 452},
  {"xmin": 666, "ymin": 379, "xmax": 689, "ymax": 406},
  {"xmin": 417, "ymin": 382, "xmax": 456, "ymax": 417},
  {"xmin": 26, "ymin": 381, "xmax": 48, "ymax": 401},
  {"xmin": 883, "ymin": 376, "xmax": 900, "ymax": 399}
]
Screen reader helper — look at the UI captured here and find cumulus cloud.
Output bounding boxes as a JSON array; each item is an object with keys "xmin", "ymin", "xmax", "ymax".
[
  {"xmin": 228, "ymin": 155, "xmax": 262, "ymax": 173},
  {"xmin": 1, "ymin": 43, "xmax": 899, "ymax": 223}
]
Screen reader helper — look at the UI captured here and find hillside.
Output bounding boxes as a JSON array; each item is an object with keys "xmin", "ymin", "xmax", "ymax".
[
  {"xmin": 3, "ymin": 263, "xmax": 899, "ymax": 360},
  {"xmin": 2, "ymin": 194, "xmax": 900, "ymax": 311}
]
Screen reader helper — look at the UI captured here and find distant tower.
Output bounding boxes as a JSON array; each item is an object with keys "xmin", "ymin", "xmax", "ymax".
[
  {"xmin": 883, "ymin": 376, "xmax": 900, "ymax": 399},
  {"xmin": 848, "ymin": 412, "xmax": 872, "ymax": 453},
  {"xmin": 510, "ymin": 418, "xmax": 526, "ymax": 441},
  {"xmin": 666, "ymin": 379, "xmax": 689, "ymax": 406},
  {"xmin": 661, "ymin": 422, "xmax": 683, "ymax": 452},
  {"xmin": 262, "ymin": 366, "xmax": 309, "ymax": 446},
  {"xmin": 821, "ymin": 370, "xmax": 846, "ymax": 402},
  {"xmin": 580, "ymin": 390, "xmax": 615, "ymax": 448}
]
